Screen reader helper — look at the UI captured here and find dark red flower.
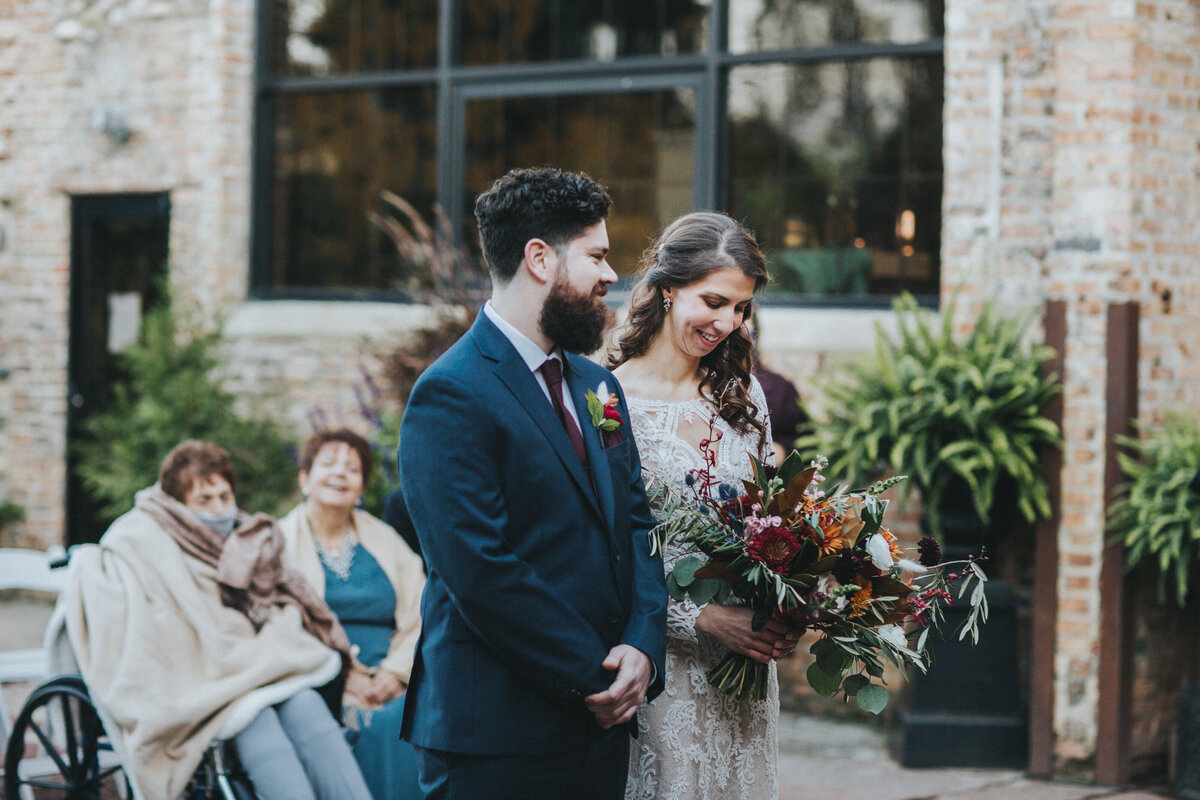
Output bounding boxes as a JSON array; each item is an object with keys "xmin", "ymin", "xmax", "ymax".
[
  {"xmin": 745, "ymin": 526, "xmax": 802, "ymax": 573},
  {"xmin": 918, "ymin": 536, "xmax": 942, "ymax": 567},
  {"xmin": 603, "ymin": 405, "xmax": 622, "ymax": 423}
]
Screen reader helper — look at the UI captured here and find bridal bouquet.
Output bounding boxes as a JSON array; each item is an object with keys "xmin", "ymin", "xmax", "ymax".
[{"xmin": 646, "ymin": 425, "xmax": 988, "ymax": 712}]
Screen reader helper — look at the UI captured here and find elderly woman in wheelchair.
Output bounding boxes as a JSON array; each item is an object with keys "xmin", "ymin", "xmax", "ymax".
[{"xmin": 55, "ymin": 440, "xmax": 374, "ymax": 800}]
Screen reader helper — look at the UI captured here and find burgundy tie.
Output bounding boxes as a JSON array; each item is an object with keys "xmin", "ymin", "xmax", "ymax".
[{"xmin": 539, "ymin": 358, "xmax": 589, "ymax": 469}]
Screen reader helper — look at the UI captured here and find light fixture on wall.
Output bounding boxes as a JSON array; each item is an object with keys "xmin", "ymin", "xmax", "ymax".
[{"xmin": 91, "ymin": 107, "xmax": 132, "ymax": 145}]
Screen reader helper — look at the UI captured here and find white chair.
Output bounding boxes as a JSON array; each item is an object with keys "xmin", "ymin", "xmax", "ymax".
[
  {"xmin": 0, "ymin": 546, "xmax": 68, "ymax": 754},
  {"xmin": 0, "ymin": 546, "xmax": 69, "ymax": 800},
  {"xmin": 8, "ymin": 571, "xmax": 341, "ymax": 800}
]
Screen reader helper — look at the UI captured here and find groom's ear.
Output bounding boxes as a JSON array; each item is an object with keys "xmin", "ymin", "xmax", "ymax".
[{"xmin": 522, "ymin": 238, "xmax": 556, "ymax": 285}]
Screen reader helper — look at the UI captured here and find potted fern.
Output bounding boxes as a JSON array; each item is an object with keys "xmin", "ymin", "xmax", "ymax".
[
  {"xmin": 806, "ymin": 293, "xmax": 1062, "ymax": 548},
  {"xmin": 1109, "ymin": 413, "xmax": 1200, "ymax": 607},
  {"xmin": 1108, "ymin": 414, "xmax": 1200, "ymax": 796},
  {"xmin": 804, "ymin": 293, "xmax": 1062, "ymax": 769}
]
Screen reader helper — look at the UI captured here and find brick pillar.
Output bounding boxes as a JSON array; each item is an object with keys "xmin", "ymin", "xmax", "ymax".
[{"xmin": 943, "ymin": 0, "xmax": 1200, "ymax": 778}]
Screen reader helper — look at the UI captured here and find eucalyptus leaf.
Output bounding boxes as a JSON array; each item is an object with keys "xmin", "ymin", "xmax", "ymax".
[
  {"xmin": 673, "ymin": 555, "xmax": 705, "ymax": 588},
  {"xmin": 856, "ymin": 683, "xmax": 890, "ymax": 714},
  {"xmin": 812, "ymin": 637, "xmax": 851, "ymax": 673},
  {"xmin": 841, "ymin": 674, "xmax": 870, "ymax": 696},
  {"xmin": 807, "ymin": 662, "xmax": 843, "ymax": 697},
  {"xmin": 686, "ymin": 578, "xmax": 722, "ymax": 606}
]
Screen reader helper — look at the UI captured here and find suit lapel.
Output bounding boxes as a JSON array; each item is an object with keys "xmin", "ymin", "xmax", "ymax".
[
  {"xmin": 472, "ymin": 315, "xmax": 602, "ymax": 521},
  {"xmin": 566, "ymin": 355, "xmax": 616, "ymax": 535}
]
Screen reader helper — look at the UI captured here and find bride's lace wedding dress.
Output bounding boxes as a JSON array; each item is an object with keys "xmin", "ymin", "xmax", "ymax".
[{"xmin": 625, "ymin": 377, "xmax": 779, "ymax": 800}]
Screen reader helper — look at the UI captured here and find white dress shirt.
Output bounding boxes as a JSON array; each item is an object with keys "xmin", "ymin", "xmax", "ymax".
[{"xmin": 483, "ymin": 300, "xmax": 583, "ymax": 429}]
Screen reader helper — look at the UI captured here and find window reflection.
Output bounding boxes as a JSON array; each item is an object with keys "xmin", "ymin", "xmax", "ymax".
[
  {"xmin": 465, "ymin": 90, "xmax": 695, "ymax": 275},
  {"xmin": 275, "ymin": 0, "xmax": 439, "ymax": 76},
  {"xmin": 461, "ymin": 0, "xmax": 708, "ymax": 64},
  {"xmin": 727, "ymin": 0, "xmax": 944, "ymax": 53},
  {"xmin": 272, "ymin": 88, "xmax": 438, "ymax": 291},
  {"xmin": 260, "ymin": 1, "xmax": 944, "ymax": 299},
  {"xmin": 728, "ymin": 58, "xmax": 943, "ymax": 297}
]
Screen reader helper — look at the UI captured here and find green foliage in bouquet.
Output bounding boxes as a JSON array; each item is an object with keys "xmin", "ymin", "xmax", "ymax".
[
  {"xmin": 805, "ymin": 293, "xmax": 1061, "ymax": 536},
  {"xmin": 75, "ymin": 290, "xmax": 298, "ymax": 526},
  {"xmin": 648, "ymin": 440, "xmax": 988, "ymax": 713},
  {"xmin": 1109, "ymin": 414, "xmax": 1200, "ymax": 607}
]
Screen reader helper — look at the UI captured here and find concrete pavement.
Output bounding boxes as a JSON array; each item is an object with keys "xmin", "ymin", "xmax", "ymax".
[
  {"xmin": 777, "ymin": 714, "xmax": 1171, "ymax": 800},
  {"xmin": 1, "ymin": 594, "xmax": 1176, "ymax": 800}
]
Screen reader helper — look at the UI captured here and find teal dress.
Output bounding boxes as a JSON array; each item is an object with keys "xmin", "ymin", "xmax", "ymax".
[{"xmin": 322, "ymin": 547, "xmax": 420, "ymax": 800}]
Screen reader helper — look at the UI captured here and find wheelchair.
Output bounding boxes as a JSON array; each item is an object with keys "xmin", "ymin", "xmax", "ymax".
[{"xmin": 3, "ymin": 553, "xmax": 341, "ymax": 800}]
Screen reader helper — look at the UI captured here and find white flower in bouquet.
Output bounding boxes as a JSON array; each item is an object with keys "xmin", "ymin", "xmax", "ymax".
[
  {"xmin": 865, "ymin": 533, "xmax": 894, "ymax": 569},
  {"xmin": 877, "ymin": 624, "xmax": 908, "ymax": 651}
]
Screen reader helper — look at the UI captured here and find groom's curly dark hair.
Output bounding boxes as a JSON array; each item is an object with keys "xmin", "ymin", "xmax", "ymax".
[{"xmin": 474, "ymin": 167, "xmax": 612, "ymax": 281}]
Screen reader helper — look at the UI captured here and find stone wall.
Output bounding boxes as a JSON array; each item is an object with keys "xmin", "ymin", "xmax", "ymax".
[{"xmin": 943, "ymin": 0, "xmax": 1200, "ymax": 775}]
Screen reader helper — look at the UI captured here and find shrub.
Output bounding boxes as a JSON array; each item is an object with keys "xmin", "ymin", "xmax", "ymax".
[
  {"xmin": 802, "ymin": 293, "xmax": 1061, "ymax": 536},
  {"xmin": 1109, "ymin": 414, "xmax": 1200, "ymax": 607},
  {"xmin": 74, "ymin": 290, "xmax": 298, "ymax": 525}
]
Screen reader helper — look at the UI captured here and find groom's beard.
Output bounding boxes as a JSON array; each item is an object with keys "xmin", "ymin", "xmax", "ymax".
[{"xmin": 539, "ymin": 273, "xmax": 615, "ymax": 355}]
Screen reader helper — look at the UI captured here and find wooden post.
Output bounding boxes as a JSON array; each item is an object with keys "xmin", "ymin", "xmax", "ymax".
[
  {"xmin": 1096, "ymin": 301, "xmax": 1138, "ymax": 785},
  {"xmin": 1028, "ymin": 300, "xmax": 1065, "ymax": 777}
]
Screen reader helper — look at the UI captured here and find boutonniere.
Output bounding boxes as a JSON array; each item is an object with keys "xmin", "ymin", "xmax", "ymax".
[{"xmin": 586, "ymin": 381, "xmax": 625, "ymax": 448}]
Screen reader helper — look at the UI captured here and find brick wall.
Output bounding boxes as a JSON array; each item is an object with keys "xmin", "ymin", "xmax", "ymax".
[
  {"xmin": 943, "ymin": 0, "xmax": 1200, "ymax": 775},
  {"xmin": 0, "ymin": 0, "xmax": 256, "ymax": 547}
]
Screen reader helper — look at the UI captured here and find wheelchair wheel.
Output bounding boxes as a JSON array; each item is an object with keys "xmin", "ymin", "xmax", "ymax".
[{"xmin": 3, "ymin": 674, "xmax": 131, "ymax": 799}]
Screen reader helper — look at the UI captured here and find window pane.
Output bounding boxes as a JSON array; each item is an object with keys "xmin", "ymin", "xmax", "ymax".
[
  {"xmin": 274, "ymin": 0, "xmax": 439, "ymax": 76},
  {"xmin": 728, "ymin": 0, "xmax": 944, "ymax": 53},
  {"xmin": 271, "ymin": 87, "xmax": 439, "ymax": 291},
  {"xmin": 464, "ymin": 90, "xmax": 695, "ymax": 275},
  {"xmin": 461, "ymin": 0, "xmax": 708, "ymax": 65},
  {"xmin": 727, "ymin": 58, "xmax": 943, "ymax": 298}
]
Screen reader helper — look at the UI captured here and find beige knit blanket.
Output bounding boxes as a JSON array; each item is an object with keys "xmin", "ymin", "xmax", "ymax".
[{"xmin": 64, "ymin": 508, "xmax": 337, "ymax": 800}]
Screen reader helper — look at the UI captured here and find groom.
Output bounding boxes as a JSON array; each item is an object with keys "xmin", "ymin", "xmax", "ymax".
[{"xmin": 398, "ymin": 168, "xmax": 667, "ymax": 799}]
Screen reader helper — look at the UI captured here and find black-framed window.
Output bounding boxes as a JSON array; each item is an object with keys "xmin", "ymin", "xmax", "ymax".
[{"xmin": 253, "ymin": 0, "xmax": 943, "ymax": 305}]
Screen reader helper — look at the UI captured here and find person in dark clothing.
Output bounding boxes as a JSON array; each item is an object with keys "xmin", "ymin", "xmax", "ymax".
[{"xmin": 748, "ymin": 313, "xmax": 812, "ymax": 462}]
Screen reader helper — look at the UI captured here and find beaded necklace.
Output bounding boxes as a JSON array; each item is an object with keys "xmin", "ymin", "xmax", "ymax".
[{"xmin": 316, "ymin": 527, "xmax": 358, "ymax": 581}]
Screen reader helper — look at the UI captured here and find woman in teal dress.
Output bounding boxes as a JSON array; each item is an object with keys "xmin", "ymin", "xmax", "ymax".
[{"xmin": 282, "ymin": 429, "xmax": 425, "ymax": 800}]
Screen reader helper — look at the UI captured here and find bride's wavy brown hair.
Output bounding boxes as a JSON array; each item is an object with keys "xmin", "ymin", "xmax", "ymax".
[{"xmin": 608, "ymin": 212, "xmax": 770, "ymax": 449}]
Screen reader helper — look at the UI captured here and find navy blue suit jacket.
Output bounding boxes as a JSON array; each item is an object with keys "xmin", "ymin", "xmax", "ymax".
[{"xmin": 398, "ymin": 311, "xmax": 667, "ymax": 755}]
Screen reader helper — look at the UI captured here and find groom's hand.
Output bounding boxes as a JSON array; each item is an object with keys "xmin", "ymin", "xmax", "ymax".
[{"xmin": 585, "ymin": 645, "xmax": 652, "ymax": 729}]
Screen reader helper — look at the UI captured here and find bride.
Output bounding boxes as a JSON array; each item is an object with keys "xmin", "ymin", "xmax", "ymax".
[{"xmin": 609, "ymin": 212, "xmax": 797, "ymax": 800}]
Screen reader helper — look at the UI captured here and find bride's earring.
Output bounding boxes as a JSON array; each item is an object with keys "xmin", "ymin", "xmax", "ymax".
[{"xmin": 662, "ymin": 295, "xmax": 672, "ymax": 312}]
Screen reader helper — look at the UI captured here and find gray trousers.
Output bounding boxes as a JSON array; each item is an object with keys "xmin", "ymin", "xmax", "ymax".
[{"xmin": 233, "ymin": 688, "xmax": 372, "ymax": 800}]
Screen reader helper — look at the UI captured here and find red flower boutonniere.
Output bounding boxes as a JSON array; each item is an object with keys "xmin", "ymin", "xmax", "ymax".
[{"xmin": 586, "ymin": 382, "xmax": 624, "ymax": 448}]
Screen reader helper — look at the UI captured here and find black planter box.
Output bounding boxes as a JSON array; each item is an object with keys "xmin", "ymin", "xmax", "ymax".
[
  {"xmin": 896, "ymin": 578, "xmax": 1028, "ymax": 769},
  {"xmin": 1175, "ymin": 685, "xmax": 1200, "ymax": 799}
]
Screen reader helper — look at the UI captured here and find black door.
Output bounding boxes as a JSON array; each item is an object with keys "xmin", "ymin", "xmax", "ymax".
[{"xmin": 66, "ymin": 193, "xmax": 170, "ymax": 545}]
